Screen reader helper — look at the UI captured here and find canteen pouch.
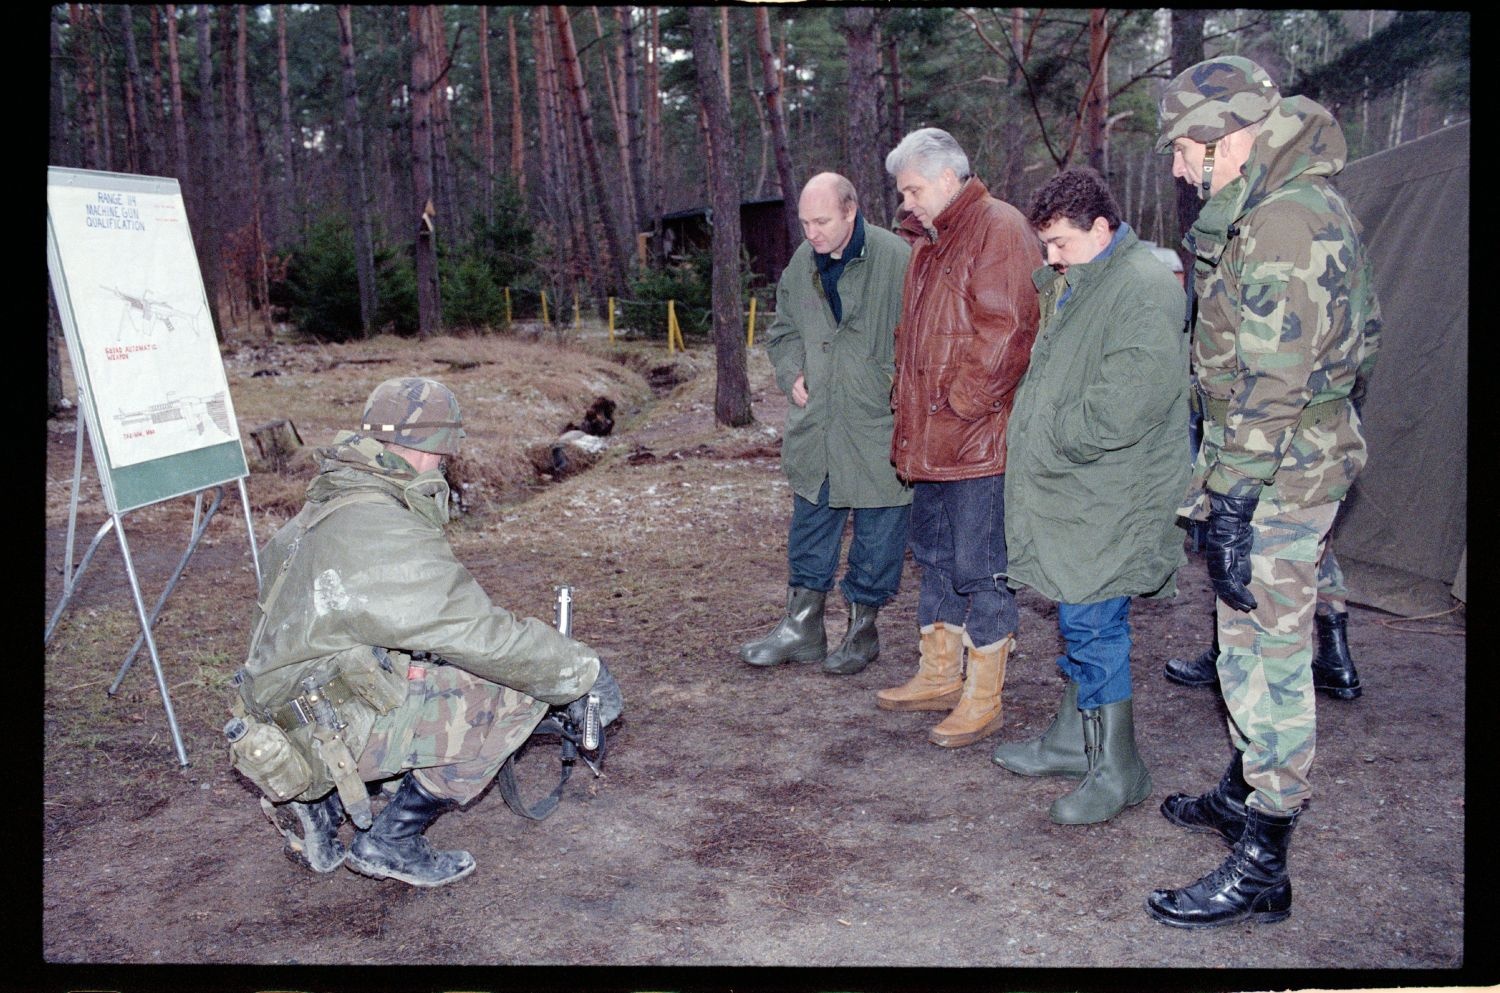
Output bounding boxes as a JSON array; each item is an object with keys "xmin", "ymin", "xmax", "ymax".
[{"xmin": 225, "ymin": 712, "xmax": 314, "ymax": 802}]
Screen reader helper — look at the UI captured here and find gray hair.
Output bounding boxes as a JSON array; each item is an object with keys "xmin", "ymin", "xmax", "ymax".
[{"xmin": 885, "ymin": 127, "xmax": 970, "ymax": 181}]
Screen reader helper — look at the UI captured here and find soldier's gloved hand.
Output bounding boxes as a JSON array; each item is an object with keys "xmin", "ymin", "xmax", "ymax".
[
  {"xmin": 565, "ymin": 659, "xmax": 623, "ymax": 732},
  {"xmin": 1203, "ymin": 492, "xmax": 1259, "ymax": 612}
]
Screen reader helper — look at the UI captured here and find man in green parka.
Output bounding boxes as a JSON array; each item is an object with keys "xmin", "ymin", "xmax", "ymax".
[
  {"xmin": 740, "ymin": 173, "xmax": 913, "ymax": 675},
  {"xmin": 993, "ymin": 167, "xmax": 1189, "ymax": 826},
  {"xmin": 227, "ymin": 377, "xmax": 621, "ymax": 888}
]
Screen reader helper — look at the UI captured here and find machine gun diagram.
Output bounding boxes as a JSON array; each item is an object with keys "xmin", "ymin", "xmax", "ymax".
[
  {"xmin": 102, "ymin": 285, "xmax": 206, "ymax": 341},
  {"xmin": 114, "ymin": 391, "xmax": 232, "ymax": 440}
]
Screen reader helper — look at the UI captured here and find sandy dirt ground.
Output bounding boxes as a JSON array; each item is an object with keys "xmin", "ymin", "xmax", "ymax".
[{"xmin": 35, "ymin": 336, "xmax": 1478, "ymax": 993}]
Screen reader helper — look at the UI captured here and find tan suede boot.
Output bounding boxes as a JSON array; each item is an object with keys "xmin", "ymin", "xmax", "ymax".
[
  {"xmin": 927, "ymin": 632, "xmax": 1011, "ymax": 748},
  {"xmin": 875, "ymin": 622, "xmax": 964, "ymax": 712}
]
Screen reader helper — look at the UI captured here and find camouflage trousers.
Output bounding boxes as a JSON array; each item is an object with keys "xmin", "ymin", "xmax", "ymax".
[
  {"xmin": 1316, "ymin": 544, "xmax": 1349, "ymax": 615},
  {"xmin": 357, "ymin": 663, "xmax": 548, "ymax": 805},
  {"xmin": 1216, "ymin": 498, "xmax": 1340, "ymax": 814}
]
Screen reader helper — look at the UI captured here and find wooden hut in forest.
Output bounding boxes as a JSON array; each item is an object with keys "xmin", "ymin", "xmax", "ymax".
[{"xmin": 656, "ymin": 196, "xmax": 796, "ymax": 287}]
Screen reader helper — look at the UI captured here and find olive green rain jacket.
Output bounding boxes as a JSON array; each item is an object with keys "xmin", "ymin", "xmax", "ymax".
[
  {"xmin": 1003, "ymin": 225, "xmax": 1190, "ymax": 604},
  {"xmin": 764, "ymin": 219, "xmax": 913, "ymax": 509},
  {"xmin": 241, "ymin": 432, "xmax": 599, "ymax": 718}
]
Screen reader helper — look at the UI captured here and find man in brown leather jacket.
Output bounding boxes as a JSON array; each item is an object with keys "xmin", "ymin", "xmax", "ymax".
[{"xmin": 876, "ymin": 127, "xmax": 1041, "ymax": 749}]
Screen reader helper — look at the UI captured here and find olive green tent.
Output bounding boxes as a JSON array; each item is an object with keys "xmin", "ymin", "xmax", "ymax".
[{"xmin": 1331, "ymin": 119, "xmax": 1468, "ymax": 614}]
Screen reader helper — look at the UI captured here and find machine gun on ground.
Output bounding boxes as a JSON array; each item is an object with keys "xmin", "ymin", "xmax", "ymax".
[{"xmin": 496, "ymin": 586, "xmax": 615, "ymax": 820}]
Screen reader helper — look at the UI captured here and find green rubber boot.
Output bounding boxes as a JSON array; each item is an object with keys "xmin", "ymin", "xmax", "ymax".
[
  {"xmin": 991, "ymin": 680, "xmax": 1088, "ymax": 779},
  {"xmin": 739, "ymin": 587, "xmax": 827, "ymax": 666},
  {"xmin": 1048, "ymin": 698, "xmax": 1152, "ymax": 825}
]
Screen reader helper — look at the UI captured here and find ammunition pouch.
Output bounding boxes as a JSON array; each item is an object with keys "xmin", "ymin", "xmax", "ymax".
[{"xmin": 228, "ymin": 645, "xmax": 414, "ymax": 828}]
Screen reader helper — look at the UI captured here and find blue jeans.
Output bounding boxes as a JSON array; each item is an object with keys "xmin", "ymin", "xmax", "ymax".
[
  {"xmin": 788, "ymin": 478, "xmax": 910, "ymax": 607},
  {"xmin": 908, "ymin": 476, "xmax": 1017, "ymax": 647},
  {"xmin": 1055, "ymin": 597, "xmax": 1134, "ymax": 710}
]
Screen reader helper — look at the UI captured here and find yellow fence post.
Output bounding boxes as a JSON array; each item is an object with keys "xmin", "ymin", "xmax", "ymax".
[
  {"xmin": 541, "ymin": 289, "xmax": 550, "ymax": 326},
  {"xmin": 746, "ymin": 295, "xmax": 758, "ymax": 347},
  {"xmin": 667, "ymin": 300, "xmax": 677, "ymax": 354},
  {"xmin": 608, "ymin": 297, "xmax": 616, "ymax": 344},
  {"xmin": 504, "ymin": 287, "xmax": 512, "ymax": 327}
]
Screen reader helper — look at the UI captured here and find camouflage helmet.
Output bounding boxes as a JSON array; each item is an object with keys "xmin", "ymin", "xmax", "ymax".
[
  {"xmin": 1155, "ymin": 56, "xmax": 1280, "ymax": 153},
  {"xmin": 360, "ymin": 377, "xmax": 465, "ymax": 455}
]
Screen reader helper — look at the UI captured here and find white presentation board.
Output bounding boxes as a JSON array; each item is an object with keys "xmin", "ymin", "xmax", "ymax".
[{"xmin": 47, "ymin": 166, "xmax": 249, "ymax": 512}]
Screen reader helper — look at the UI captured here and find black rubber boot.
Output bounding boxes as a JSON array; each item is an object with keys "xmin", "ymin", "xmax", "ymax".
[
  {"xmin": 346, "ymin": 774, "xmax": 477, "ymax": 887},
  {"xmin": 992, "ymin": 680, "xmax": 1088, "ymax": 779},
  {"xmin": 1160, "ymin": 750, "xmax": 1251, "ymax": 847},
  {"xmin": 1312, "ymin": 611, "xmax": 1362, "ymax": 700},
  {"xmin": 740, "ymin": 587, "xmax": 827, "ymax": 666},
  {"xmin": 261, "ymin": 791, "xmax": 347, "ymax": 873},
  {"xmin": 1146, "ymin": 806, "xmax": 1300, "ymax": 929},
  {"xmin": 1163, "ymin": 629, "xmax": 1219, "ymax": 687},
  {"xmin": 1048, "ymin": 698, "xmax": 1152, "ymax": 825},
  {"xmin": 822, "ymin": 601, "xmax": 880, "ymax": 674}
]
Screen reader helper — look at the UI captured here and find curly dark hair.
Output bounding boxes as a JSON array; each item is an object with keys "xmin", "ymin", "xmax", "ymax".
[{"xmin": 1027, "ymin": 166, "xmax": 1121, "ymax": 233}]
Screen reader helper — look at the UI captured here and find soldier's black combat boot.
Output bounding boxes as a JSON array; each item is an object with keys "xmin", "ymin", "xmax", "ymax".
[
  {"xmin": 1160, "ymin": 749, "xmax": 1251, "ymax": 846},
  {"xmin": 1146, "ymin": 806, "xmax": 1300, "ymax": 929},
  {"xmin": 346, "ymin": 773, "xmax": 477, "ymax": 887},
  {"xmin": 1163, "ymin": 629, "xmax": 1219, "ymax": 687},
  {"xmin": 1312, "ymin": 610, "xmax": 1362, "ymax": 700},
  {"xmin": 822, "ymin": 601, "xmax": 880, "ymax": 674},
  {"xmin": 992, "ymin": 680, "xmax": 1089, "ymax": 779},
  {"xmin": 740, "ymin": 587, "xmax": 827, "ymax": 666},
  {"xmin": 261, "ymin": 790, "xmax": 347, "ymax": 873}
]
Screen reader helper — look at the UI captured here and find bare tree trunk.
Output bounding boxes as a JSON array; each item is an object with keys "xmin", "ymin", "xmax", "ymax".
[
  {"xmin": 337, "ymin": 6, "xmax": 378, "ymax": 335},
  {"xmin": 149, "ymin": 6, "xmax": 168, "ymax": 168},
  {"xmin": 755, "ymin": 8, "xmax": 799, "ymax": 249},
  {"xmin": 95, "ymin": 8, "xmax": 116, "ymax": 169},
  {"xmin": 551, "ymin": 5, "xmax": 631, "ymax": 296},
  {"xmin": 842, "ymin": 7, "xmax": 886, "ymax": 228},
  {"xmin": 999, "ymin": 7, "xmax": 1027, "ymax": 202},
  {"xmin": 618, "ymin": 7, "xmax": 649, "ymax": 249},
  {"xmin": 120, "ymin": 5, "xmax": 150, "ymax": 174},
  {"xmin": 592, "ymin": 6, "xmax": 638, "ymax": 241},
  {"xmin": 166, "ymin": 5, "xmax": 189, "ymax": 180},
  {"xmin": 69, "ymin": 5, "xmax": 102, "ymax": 169},
  {"xmin": 688, "ymin": 7, "xmax": 752, "ymax": 428},
  {"xmin": 51, "ymin": 10, "xmax": 72, "ymax": 166},
  {"xmin": 479, "ymin": 6, "xmax": 496, "ymax": 223},
  {"xmin": 508, "ymin": 14, "xmax": 526, "ymax": 195},
  {"xmin": 647, "ymin": 7, "xmax": 663, "ymax": 243},
  {"xmin": 747, "ymin": 47, "xmax": 770, "ymax": 199},
  {"xmin": 1170, "ymin": 8, "xmax": 1205, "ymax": 274},
  {"xmin": 195, "ymin": 4, "xmax": 226, "ymax": 342},
  {"xmin": 885, "ymin": 31, "xmax": 904, "ymax": 221},
  {"xmin": 275, "ymin": 6, "xmax": 300, "ymax": 241},
  {"xmin": 427, "ymin": 7, "xmax": 462, "ymax": 249},
  {"xmin": 1085, "ymin": 9, "xmax": 1109, "ymax": 176},
  {"xmin": 410, "ymin": 4, "xmax": 442, "ymax": 336}
]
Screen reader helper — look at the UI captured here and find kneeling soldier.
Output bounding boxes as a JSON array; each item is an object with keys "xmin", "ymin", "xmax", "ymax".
[{"xmin": 226, "ymin": 377, "xmax": 621, "ymax": 887}]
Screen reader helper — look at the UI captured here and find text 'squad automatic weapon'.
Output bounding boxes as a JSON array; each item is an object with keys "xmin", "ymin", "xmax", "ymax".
[{"xmin": 496, "ymin": 585, "xmax": 608, "ymax": 820}]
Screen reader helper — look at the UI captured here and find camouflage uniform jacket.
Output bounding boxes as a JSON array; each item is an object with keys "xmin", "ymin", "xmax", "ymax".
[
  {"xmin": 765, "ymin": 215, "xmax": 912, "ymax": 509},
  {"xmin": 1182, "ymin": 94, "xmax": 1382, "ymax": 517},
  {"xmin": 1005, "ymin": 225, "xmax": 1190, "ymax": 604},
  {"xmin": 240, "ymin": 432, "xmax": 599, "ymax": 729},
  {"xmin": 890, "ymin": 178, "xmax": 1041, "ymax": 482}
]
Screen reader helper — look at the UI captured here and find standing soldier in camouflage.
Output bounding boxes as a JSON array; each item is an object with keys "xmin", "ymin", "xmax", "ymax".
[
  {"xmin": 1145, "ymin": 57, "xmax": 1381, "ymax": 928},
  {"xmin": 226, "ymin": 377, "xmax": 622, "ymax": 888}
]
